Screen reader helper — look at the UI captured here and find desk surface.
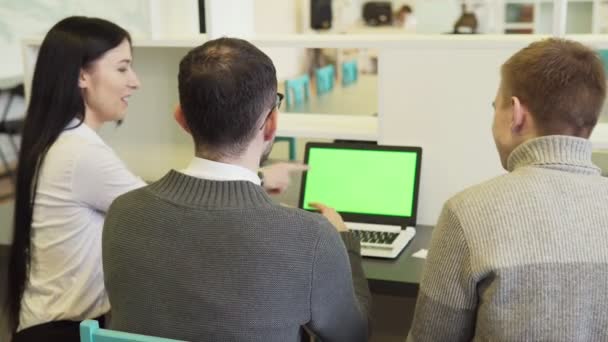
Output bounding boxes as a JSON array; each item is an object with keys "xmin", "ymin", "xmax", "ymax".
[
  {"xmin": 362, "ymin": 225, "xmax": 432, "ymax": 296},
  {"xmin": 269, "ymin": 174, "xmax": 431, "ymax": 297},
  {"xmin": 279, "ymin": 74, "xmax": 378, "ymax": 116}
]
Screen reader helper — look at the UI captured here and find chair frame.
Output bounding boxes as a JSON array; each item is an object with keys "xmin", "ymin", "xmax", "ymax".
[{"xmin": 80, "ymin": 320, "xmax": 185, "ymax": 342}]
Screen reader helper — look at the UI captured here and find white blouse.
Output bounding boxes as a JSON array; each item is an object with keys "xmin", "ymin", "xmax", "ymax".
[{"xmin": 18, "ymin": 120, "xmax": 145, "ymax": 331}]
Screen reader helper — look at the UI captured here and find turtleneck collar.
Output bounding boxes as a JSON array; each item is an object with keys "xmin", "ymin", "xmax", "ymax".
[{"xmin": 506, "ymin": 135, "xmax": 600, "ymax": 176}]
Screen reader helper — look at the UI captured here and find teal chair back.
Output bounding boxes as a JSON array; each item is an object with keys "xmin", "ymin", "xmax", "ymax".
[
  {"xmin": 284, "ymin": 75, "xmax": 310, "ymax": 107},
  {"xmin": 280, "ymin": 76, "xmax": 307, "ymax": 161},
  {"xmin": 315, "ymin": 65, "xmax": 335, "ymax": 95},
  {"xmin": 342, "ymin": 60, "xmax": 358, "ymax": 86},
  {"xmin": 80, "ymin": 320, "xmax": 185, "ymax": 342}
]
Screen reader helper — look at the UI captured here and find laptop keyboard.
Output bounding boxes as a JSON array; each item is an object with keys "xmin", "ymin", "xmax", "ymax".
[{"xmin": 351, "ymin": 230, "xmax": 399, "ymax": 245}]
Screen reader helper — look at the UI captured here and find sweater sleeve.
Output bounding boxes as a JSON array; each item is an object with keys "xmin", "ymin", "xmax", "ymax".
[
  {"xmin": 306, "ymin": 223, "xmax": 371, "ymax": 342},
  {"xmin": 407, "ymin": 202, "xmax": 477, "ymax": 342}
]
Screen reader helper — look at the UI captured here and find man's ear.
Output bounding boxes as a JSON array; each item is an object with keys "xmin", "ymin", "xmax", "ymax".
[
  {"xmin": 263, "ymin": 109, "xmax": 278, "ymax": 142},
  {"xmin": 174, "ymin": 105, "xmax": 191, "ymax": 134},
  {"xmin": 510, "ymin": 96, "xmax": 527, "ymax": 135}
]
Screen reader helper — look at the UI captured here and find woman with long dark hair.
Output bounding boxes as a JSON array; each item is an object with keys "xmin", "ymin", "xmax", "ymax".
[
  {"xmin": 8, "ymin": 16, "xmax": 144, "ymax": 341},
  {"xmin": 7, "ymin": 15, "xmax": 306, "ymax": 342}
]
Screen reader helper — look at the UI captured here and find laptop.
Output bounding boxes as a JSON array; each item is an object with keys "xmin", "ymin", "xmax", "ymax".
[{"xmin": 299, "ymin": 142, "xmax": 422, "ymax": 259}]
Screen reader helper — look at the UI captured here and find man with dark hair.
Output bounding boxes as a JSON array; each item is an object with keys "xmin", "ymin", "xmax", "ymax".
[
  {"xmin": 102, "ymin": 37, "xmax": 370, "ymax": 342},
  {"xmin": 407, "ymin": 38, "xmax": 608, "ymax": 341}
]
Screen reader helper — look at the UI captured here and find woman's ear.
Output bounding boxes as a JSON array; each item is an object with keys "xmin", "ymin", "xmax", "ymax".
[{"xmin": 78, "ymin": 69, "xmax": 89, "ymax": 89}]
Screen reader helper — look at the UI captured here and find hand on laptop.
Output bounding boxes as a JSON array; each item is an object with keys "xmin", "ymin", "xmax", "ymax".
[
  {"xmin": 260, "ymin": 162, "xmax": 308, "ymax": 195},
  {"xmin": 308, "ymin": 202, "xmax": 348, "ymax": 232}
]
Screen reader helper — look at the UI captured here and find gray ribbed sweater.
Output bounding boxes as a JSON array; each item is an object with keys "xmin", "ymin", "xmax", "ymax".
[
  {"xmin": 102, "ymin": 171, "xmax": 370, "ymax": 342},
  {"xmin": 408, "ymin": 135, "xmax": 608, "ymax": 342}
]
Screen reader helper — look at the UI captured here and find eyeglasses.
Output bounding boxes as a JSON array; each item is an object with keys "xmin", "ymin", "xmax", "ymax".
[
  {"xmin": 275, "ymin": 92, "xmax": 284, "ymax": 110},
  {"xmin": 259, "ymin": 92, "xmax": 284, "ymax": 130}
]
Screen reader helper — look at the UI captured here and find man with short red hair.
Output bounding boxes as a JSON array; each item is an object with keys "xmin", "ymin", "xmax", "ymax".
[{"xmin": 408, "ymin": 38, "xmax": 608, "ymax": 341}]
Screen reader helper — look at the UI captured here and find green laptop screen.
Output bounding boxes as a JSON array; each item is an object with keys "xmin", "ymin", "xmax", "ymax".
[{"xmin": 302, "ymin": 147, "xmax": 419, "ymax": 217}]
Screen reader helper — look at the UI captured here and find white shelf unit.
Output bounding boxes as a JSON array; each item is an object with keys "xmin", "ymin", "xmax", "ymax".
[{"xmin": 504, "ymin": 22, "xmax": 537, "ymax": 30}]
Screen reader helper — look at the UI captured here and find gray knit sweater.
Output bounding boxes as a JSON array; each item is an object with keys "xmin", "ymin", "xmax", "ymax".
[
  {"xmin": 102, "ymin": 171, "xmax": 371, "ymax": 342},
  {"xmin": 407, "ymin": 135, "xmax": 608, "ymax": 342}
]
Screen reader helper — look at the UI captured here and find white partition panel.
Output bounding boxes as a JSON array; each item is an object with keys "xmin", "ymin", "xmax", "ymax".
[{"xmin": 378, "ymin": 44, "xmax": 523, "ymax": 225}]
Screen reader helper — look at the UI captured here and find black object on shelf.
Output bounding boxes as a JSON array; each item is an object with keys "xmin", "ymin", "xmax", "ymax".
[
  {"xmin": 198, "ymin": 0, "xmax": 206, "ymax": 33},
  {"xmin": 311, "ymin": 0, "xmax": 332, "ymax": 30},
  {"xmin": 363, "ymin": 2, "xmax": 393, "ymax": 26}
]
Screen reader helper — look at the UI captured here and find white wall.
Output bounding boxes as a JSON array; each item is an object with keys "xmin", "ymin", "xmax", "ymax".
[
  {"xmin": 149, "ymin": 0, "xmax": 199, "ymax": 38},
  {"xmin": 205, "ymin": 0, "xmax": 255, "ymax": 38},
  {"xmin": 566, "ymin": 1, "xmax": 594, "ymax": 33},
  {"xmin": 333, "ymin": 0, "xmax": 365, "ymax": 32},
  {"xmin": 0, "ymin": 0, "xmax": 153, "ymax": 75},
  {"xmin": 378, "ymin": 40, "xmax": 532, "ymax": 225},
  {"xmin": 414, "ymin": 0, "xmax": 461, "ymax": 34},
  {"xmin": 255, "ymin": 0, "xmax": 307, "ymax": 79},
  {"xmin": 98, "ymin": 46, "xmax": 194, "ymax": 182}
]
